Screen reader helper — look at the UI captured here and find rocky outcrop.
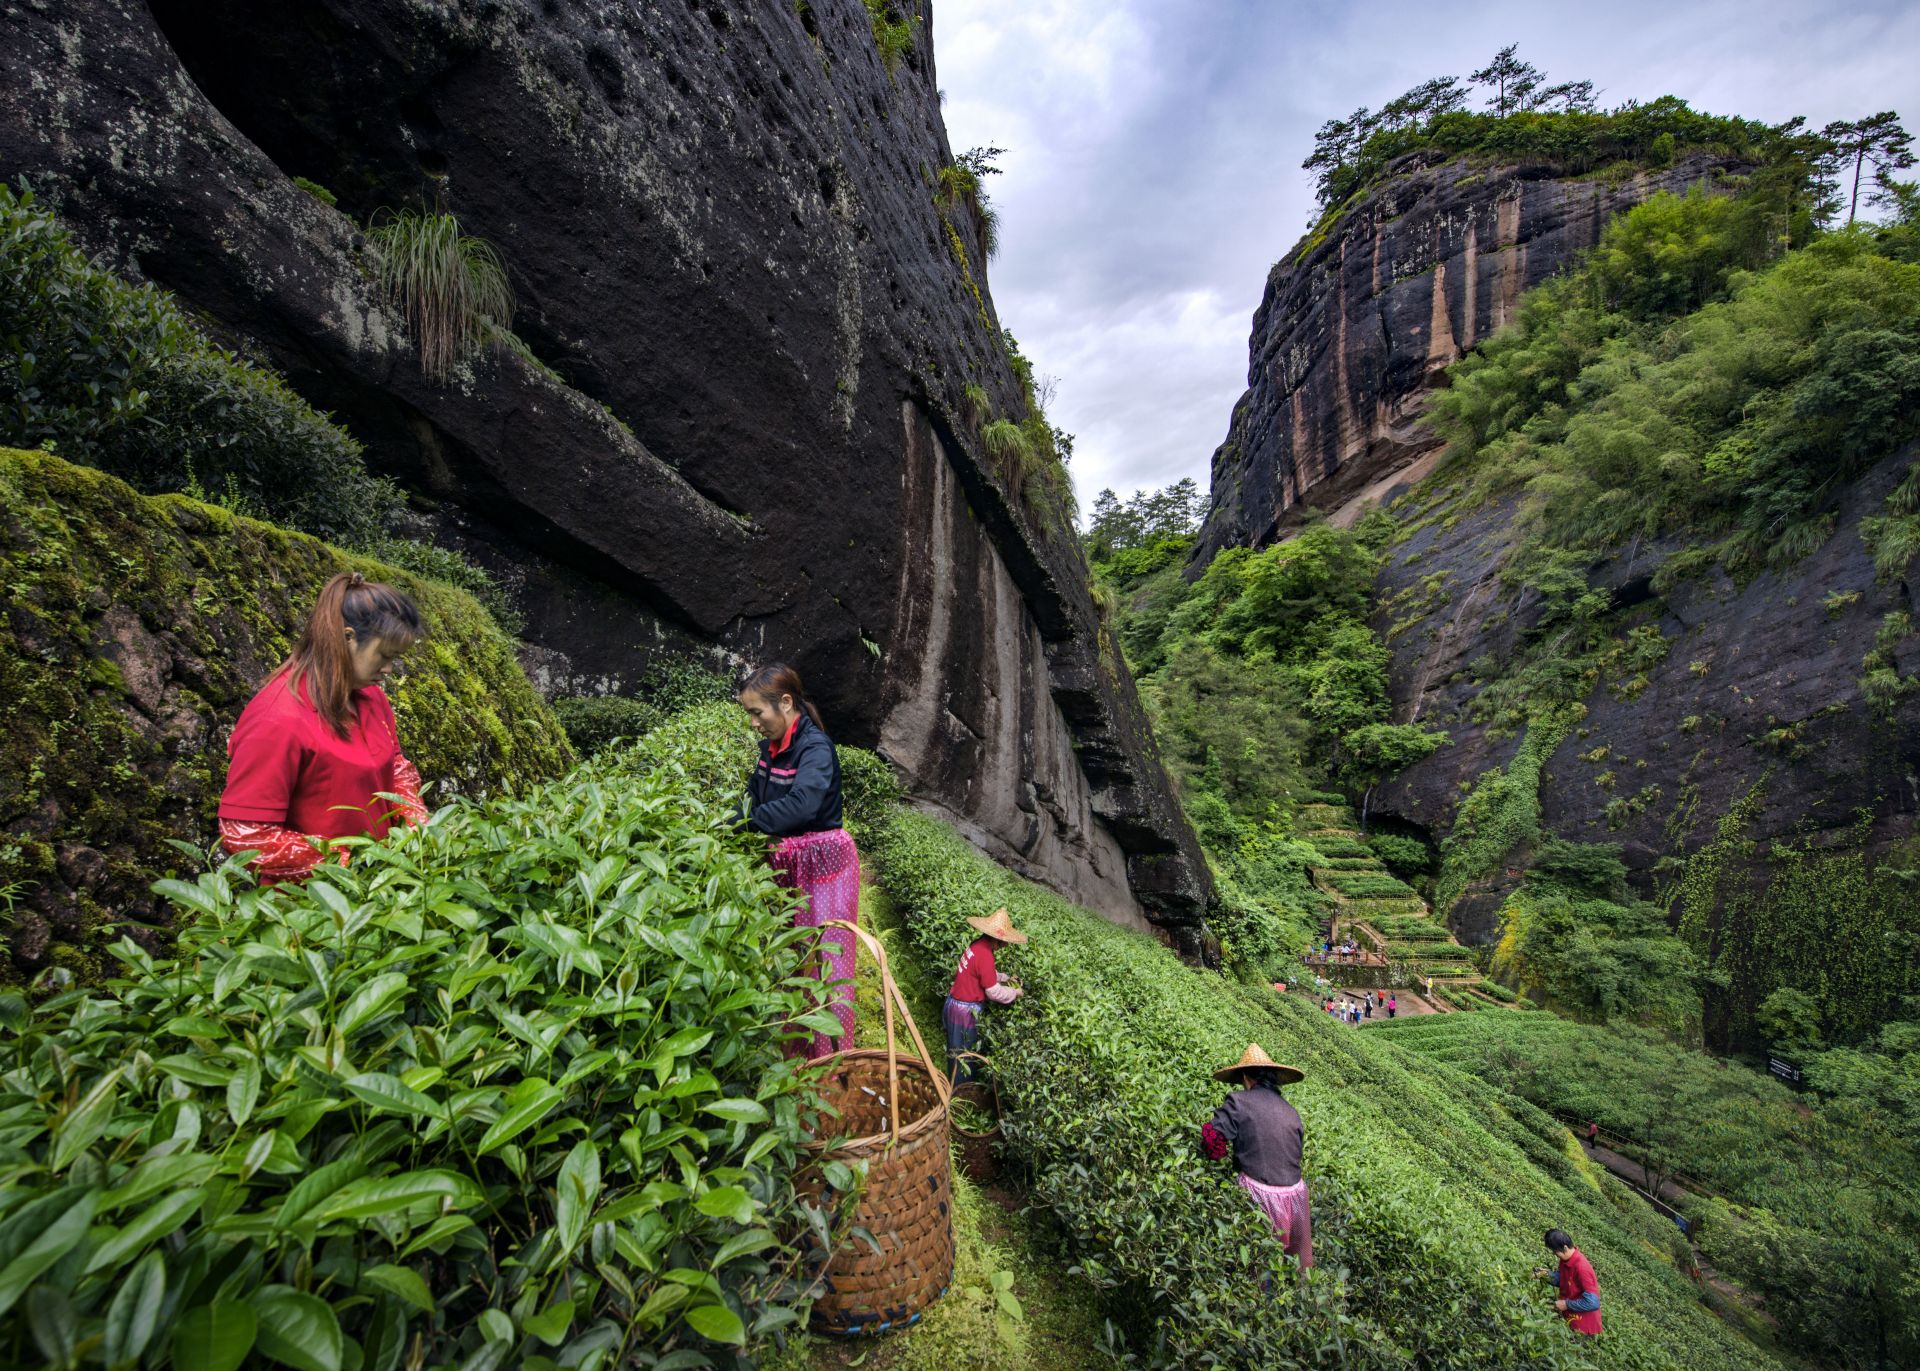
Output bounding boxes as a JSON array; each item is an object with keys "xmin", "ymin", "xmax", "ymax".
[
  {"xmin": 1370, "ymin": 448, "xmax": 1920, "ymax": 943},
  {"xmin": 0, "ymin": 1, "xmax": 1208, "ymax": 936},
  {"xmin": 0, "ymin": 447, "xmax": 573, "ymax": 977},
  {"xmin": 1194, "ymin": 151, "xmax": 1748, "ymax": 561}
]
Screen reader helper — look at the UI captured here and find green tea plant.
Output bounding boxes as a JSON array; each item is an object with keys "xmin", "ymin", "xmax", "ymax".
[
  {"xmin": 1379, "ymin": 1011, "xmax": 1920, "ymax": 1366},
  {"xmin": 867, "ymin": 806, "xmax": 1785, "ymax": 1371},
  {"xmin": 0, "ymin": 709, "xmax": 846, "ymax": 1369},
  {"xmin": 0, "ymin": 185, "xmax": 399, "ymax": 546}
]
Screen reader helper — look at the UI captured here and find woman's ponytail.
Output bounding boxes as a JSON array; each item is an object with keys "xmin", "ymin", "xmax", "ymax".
[{"xmin": 279, "ymin": 572, "xmax": 424, "ymax": 736}]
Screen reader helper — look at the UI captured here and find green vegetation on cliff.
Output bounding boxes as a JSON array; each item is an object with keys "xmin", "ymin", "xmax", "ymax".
[
  {"xmin": 1088, "ymin": 501, "xmax": 1444, "ymax": 979},
  {"xmin": 0, "ymin": 447, "xmax": 571, "ymax": 979}
]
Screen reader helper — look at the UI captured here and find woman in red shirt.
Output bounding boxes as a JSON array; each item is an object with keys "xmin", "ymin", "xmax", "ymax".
[
  {"xmin": 943, "ymin": 907, "xmax": 1026, "ymax": 1081},
  {"xmin": 219, "ymin": 572, "xmax": 428, "ymax": 882}
]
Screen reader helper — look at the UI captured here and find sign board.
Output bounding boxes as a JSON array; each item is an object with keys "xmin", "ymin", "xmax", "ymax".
[{"xmin": 1768, "ymin": 1056, "xmax": 1803, "ymax": 1086}]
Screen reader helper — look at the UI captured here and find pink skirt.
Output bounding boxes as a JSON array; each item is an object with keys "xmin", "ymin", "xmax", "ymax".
[
  {"xmin": 769, "ymin": 828, "xmax": 860, "ymax": 1059},
  {"xmin": 1237, "ymin": 1173, "xmax": 1313, "ymax": 1268}
]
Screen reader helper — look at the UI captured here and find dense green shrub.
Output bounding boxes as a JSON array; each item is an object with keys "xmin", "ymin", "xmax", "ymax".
[
  {"xmin": 0, "ymin": 185, "xmax": 399, "ymax": 547},
  {"xmin": 1365, "ymin": 832, "xmax": 1431, "ymax": 874},
  {"xmin": 552, "ymin": 695, "xmax": 663, "ymax": 756},
  {"xmin": 371, "ymin": 536, "xmax": 523, "ymax": 638},
  {"xmin": 868, "ymin": 807, "xmax": 1782, "ymax": 1370},
  {"xmin": 0, "ymin": 717, "xmax": 840, "ymax": 1369},
  {"xmin": 1431, "ymin": 202, "xmax": 1920, "ymax": 572},
  {"xmin": 1380, "ymin": 1011, "xmax": 1920, "ymax": 1367},
  {"xmin": 835, "ymin": 746, "xmax": 901, "ymax": 847}
]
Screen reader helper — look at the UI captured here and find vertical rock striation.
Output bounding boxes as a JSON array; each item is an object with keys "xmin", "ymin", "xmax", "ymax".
[{"xmin": 1194, "ymin": 151, "xmax": 1748, "ymax": 561}]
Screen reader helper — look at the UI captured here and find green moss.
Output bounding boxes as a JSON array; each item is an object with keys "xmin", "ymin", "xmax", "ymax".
[{"xmin": 0, "ymin": 447, "xmax": 572, "ymax": 979}]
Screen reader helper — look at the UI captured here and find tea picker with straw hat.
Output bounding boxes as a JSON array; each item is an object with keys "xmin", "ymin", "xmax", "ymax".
[
  {"xmin": 943, "ymin": 907, "xmax": 1027, "ymax": 1082},
  {"xmin": 1200, "ymin": 1044, "xmax": 1313, "ymax": 1267}
]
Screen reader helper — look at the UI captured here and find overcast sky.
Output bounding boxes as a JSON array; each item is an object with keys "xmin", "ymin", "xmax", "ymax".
[{"xmin": 930, "ymin": 0, "xmax": 1920, "ymax": 513}]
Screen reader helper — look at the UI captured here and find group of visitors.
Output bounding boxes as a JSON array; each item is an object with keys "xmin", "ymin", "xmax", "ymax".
[
  {"xmin": 1310, "ymin": 937, "xmax": 1364, "ymax": 960},
  {"xmin": 220, "ymin": 577, "xmax": 1601, "ymax": 1336},
  {"xmin": 1321, "ymin": 991, "xmax": 1395, "ymax": 1023}
]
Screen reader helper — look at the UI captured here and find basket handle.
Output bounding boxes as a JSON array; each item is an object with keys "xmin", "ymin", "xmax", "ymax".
[{"xmin": 819, "ymin": 919, "xmax": 950, "ymax": 1141}]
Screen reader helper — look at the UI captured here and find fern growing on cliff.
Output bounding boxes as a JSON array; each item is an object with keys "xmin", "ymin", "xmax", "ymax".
[{"xmin": 368, "ymin": 209, "xmax": 514, "ymax": 382}]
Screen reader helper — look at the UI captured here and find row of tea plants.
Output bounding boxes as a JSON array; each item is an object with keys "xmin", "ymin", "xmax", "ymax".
[
  {"xmin": 865, "ymin": 808, "xmax": 1786, "ymax": 1370},
  {"xmin": 0, "ymin": 706, "xmax": 846, "ymax": 1370}
]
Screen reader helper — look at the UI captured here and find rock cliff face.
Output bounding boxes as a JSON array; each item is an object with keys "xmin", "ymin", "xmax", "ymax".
[
  {"xmin": 0, "ymin": 0, "xmax": 1208, "ymax": 938},
  {"xmin": 1370, "ymin": 447, "xmax": 1920, "ymax": 941},
  {"xmin": 1194, "ymin": 151, "xmax": 1747, "ymax": 561}
]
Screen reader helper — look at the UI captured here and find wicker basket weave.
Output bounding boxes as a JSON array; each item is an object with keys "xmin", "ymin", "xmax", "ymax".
[
  {"xmin": 949, "ymin": 1052, "xmax": 1001, "ymax": 1183},
  {"xmin": 801, "ymin": 921, "xmax": 955, "ymax": 1336}
]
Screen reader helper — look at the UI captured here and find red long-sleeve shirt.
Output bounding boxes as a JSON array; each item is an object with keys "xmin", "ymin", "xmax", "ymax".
[{"xmin": 217, "ymin": 672, "xmax": 426, "ymax": 881}]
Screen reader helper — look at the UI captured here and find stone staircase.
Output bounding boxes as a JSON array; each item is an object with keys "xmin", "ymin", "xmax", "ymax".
[{"xmin": 1298, "ymin": 805, "xmax": 1527, "ymax": 1013}]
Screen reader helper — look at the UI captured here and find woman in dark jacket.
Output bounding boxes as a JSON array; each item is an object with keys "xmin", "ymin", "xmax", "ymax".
[{"xmin": 738, "ymin": 663, "xmax": 858, "ymax": 1058}]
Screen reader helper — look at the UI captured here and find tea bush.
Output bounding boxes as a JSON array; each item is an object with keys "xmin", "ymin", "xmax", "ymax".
[
  {"xmin": 0, "ymin": 185, "xmax": 399, "ymax": 547},
  {"xmin": 1378, "ymin": 1011, "xmax": 1920, "ymax": 1366},
  {"xmin": 867, "ymin": 807, "xmax": 1783, "ymax": 1370},
  {"xmin": 553, "ymin": 695, "xmax": 664, "ymax": 756},
  {"xmin": 0, "ymin": 715, "xmax": 848, "ymax": 1370}
]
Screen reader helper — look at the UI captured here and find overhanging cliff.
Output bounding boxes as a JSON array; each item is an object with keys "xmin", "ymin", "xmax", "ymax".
[{"xmin": 0, "ymin": 0, "xmax": 1209, "ymax": 941}]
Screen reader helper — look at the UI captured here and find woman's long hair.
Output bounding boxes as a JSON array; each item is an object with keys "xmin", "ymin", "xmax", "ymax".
[
  {"xmin": 279, "ymin": 572, "xmax": 424, "ymax": 737},
  {"xmin": 738, "ymin": 662, "xmax": 824, "ymax": 731}
]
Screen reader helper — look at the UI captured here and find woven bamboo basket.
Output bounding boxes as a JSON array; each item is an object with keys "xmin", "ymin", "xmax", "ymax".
[
  {"xmin": 948, "ymin": 1052, "xmax": 1002, "ymax": 1183},
  {"xmin": 801, "ymin": 921, "xmax": 954, "ymax": 1336}
]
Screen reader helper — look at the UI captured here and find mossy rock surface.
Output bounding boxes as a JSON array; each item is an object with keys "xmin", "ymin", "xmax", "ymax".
[{"xmin": 0, "ymin": 447, "xmax": 573, "ymax": 978}]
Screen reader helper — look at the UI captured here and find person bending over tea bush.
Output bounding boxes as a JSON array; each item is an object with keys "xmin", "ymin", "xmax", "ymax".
[
  {"xmin": 1201, "ymin": 1044, "xmax": 1313, "ymax": 1267},
  {"xmin": 1535, "ymin": 1228, "xmax": 1603, "ymax": 1336},
  {"xmin": 737, "ymin": 662, "xmax": 861, "ymax": 1058},
  {"xmin": 944, "ymin": 906, "xmax": 1027, "ymax": 1082},
  {"xmin": 219, "ymin": 572, "xmax": 428, "ymax": 881}
]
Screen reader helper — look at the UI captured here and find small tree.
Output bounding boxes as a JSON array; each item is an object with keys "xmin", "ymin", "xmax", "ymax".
[
  {"xmin": 1533, "ymin": 79, "xmax": 1598, "ymax": 114},
  {"xmin": 1470, "ymin": 44, "xmax": 1546, "ymax": 117},
  {"xmin": 1820, "ymin": 111, "xmax": 1916, "ymax": 224}
]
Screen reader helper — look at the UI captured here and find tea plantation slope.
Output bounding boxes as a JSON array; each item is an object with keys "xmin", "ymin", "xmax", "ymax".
[
  {"xmin": 0, "ymin": 705, "xmax": 837, "ymax": 1369},
  {"xmin": 0, "ymin": 446, "xmax": 573, "ymax": 978},
  {"xmin": 868, "ymin": 809, "xmax": 1781, "ymax": 1371}
]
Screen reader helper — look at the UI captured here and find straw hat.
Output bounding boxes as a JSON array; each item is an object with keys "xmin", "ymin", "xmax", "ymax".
[
  {"xmin": 1213, "ymin": 1042, "xmax": 1304, "ymax": 1085},
  {"xmin": 965, "ymin": 906, "xmax": 1028, "ymax": 945}
]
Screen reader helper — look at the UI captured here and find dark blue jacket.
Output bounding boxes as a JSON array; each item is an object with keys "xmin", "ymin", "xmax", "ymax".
[{"xmin": 745, "ymin": 715, "xmax": 843, "ymax": 835}]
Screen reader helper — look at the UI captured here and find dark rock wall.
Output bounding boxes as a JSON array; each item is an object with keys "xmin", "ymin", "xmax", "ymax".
[
  {"xmin": 1194, "ymin": 152, "xmax": 1748, "ymax": 561},
  {"xmin": 0, "ymin": 0, "xmax": 1209, "ymax": 935},
  {"xmin": 1370, "ymin": 449, "xmax": 1920, "ymax": 941}
]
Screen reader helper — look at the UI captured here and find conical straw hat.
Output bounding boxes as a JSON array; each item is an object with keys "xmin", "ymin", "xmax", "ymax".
[
  {"xmin": 1213, "ymin": 1042, "xmax": 1304, "ymax": 1085},
  {"xmin": 965, "ymin": 906, "xmax": 1028, "ymax": 945}
]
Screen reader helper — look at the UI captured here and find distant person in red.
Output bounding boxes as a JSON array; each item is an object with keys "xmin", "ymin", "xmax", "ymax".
[
  {"xmin": 943, "ymin": 907, "xmax": 1026, "ymax": 1081},
  {"xmin": 1586, "ymin": 1121, "xmax": 1600, "ymax": 1149},
  {"xmin": 1534, "ymin": 1228, "xmax": 1602, "ymax": 1335},
  {"xmin": 1201, "ymin": 1044, "xmax": 1312, "ymax": 1267},
  {"xmin": 218, "ymin": 572, "xmax": 427, "ymax": 882}
]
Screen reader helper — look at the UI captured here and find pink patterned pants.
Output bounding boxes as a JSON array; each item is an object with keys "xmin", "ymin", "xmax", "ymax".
[
  {"xmin": 1237, "ymin": 1173, "xmax": 1314, "ymax": 1268},
  {"xmin": 769, "ymin": 827, "xmax": 861, "ymax": 1059}
]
